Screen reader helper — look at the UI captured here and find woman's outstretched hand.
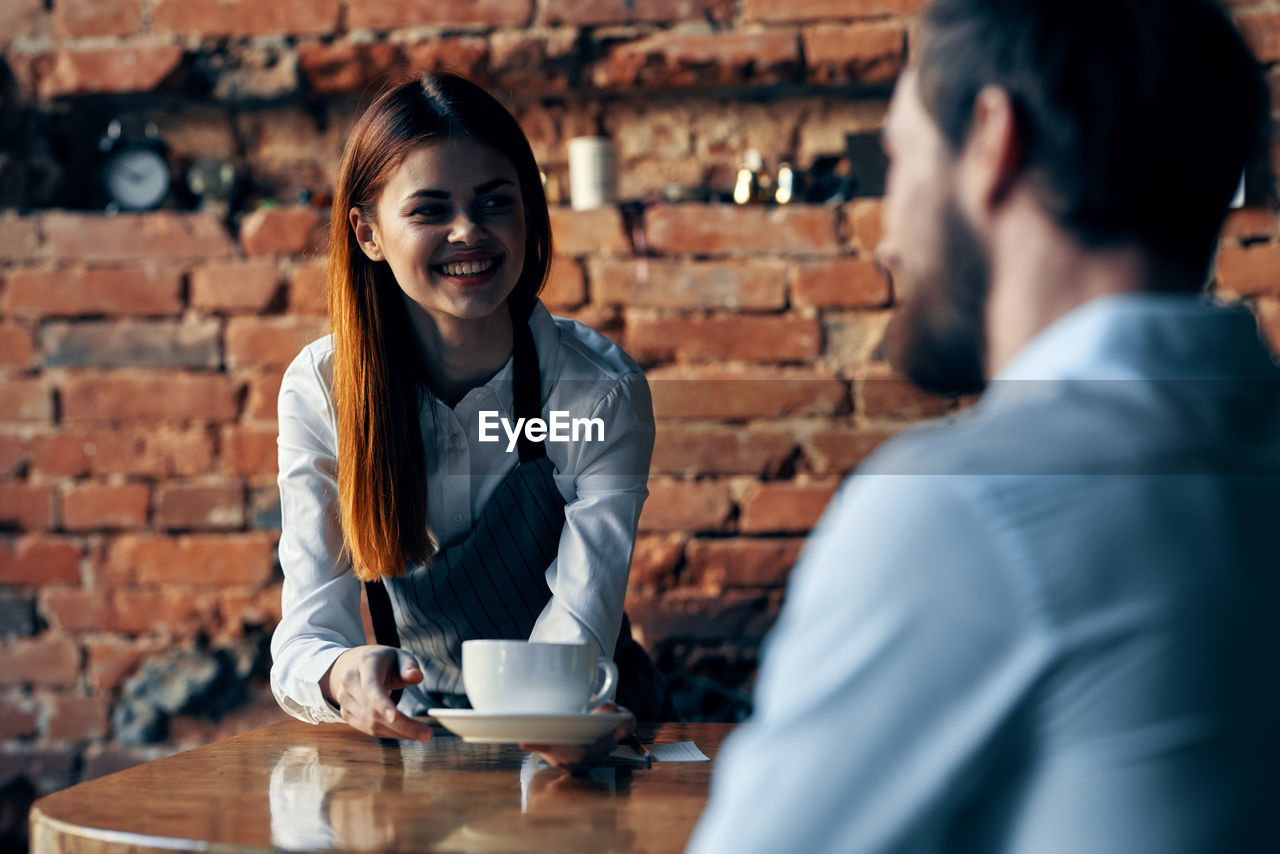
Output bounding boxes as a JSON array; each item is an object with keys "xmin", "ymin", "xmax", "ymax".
[
  {"xmin": 321, "ymin": 645, "xmax": 434, "ymax": 742},
  {"xmin": 520, "ymin": 702, "xmax": 636, "ymax": 773}
]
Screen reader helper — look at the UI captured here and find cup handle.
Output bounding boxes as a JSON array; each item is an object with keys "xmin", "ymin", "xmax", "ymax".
[{"xmin": 585, "ymin": 659, "xmax": 618, "ymax": 712}]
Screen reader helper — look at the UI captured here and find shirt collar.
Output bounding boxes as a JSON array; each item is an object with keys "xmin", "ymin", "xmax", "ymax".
[{"xmin": 992, "ymin": 292, "xmax": 1275, "ymax": 384}]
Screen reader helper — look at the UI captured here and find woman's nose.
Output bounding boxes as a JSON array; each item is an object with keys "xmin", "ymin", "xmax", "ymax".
[{"xmin": 447, "ymin": 211, "xmax": 483, "ymax": 244}]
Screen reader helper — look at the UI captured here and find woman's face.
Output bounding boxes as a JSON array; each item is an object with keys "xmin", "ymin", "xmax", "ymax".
[{"xmin": 353, "ymin": 137, "xmax": 527, "ymax": 325}]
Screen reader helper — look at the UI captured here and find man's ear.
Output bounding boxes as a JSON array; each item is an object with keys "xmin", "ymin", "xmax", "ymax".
[
  {"xmin": 958, "ymin": 85, "xmax": 1021, "ymax": 219},
  {"xmin": 350, "ymin": 206, "xmax": 384, "ymax": 262}
]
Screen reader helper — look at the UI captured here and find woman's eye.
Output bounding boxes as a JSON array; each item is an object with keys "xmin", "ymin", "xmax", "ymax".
[
  {"xmin": 477, "ymin": 195, "xmax": 515, "ymax": 213},
  {"xmin": 413, "ymin": 205, "xmax": 448, "ymax": 219}
]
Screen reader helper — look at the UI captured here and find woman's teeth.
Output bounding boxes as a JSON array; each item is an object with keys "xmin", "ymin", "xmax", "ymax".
[{"xmin": 438, "ymin": 258, "xmax": 496, "ymax": 277}]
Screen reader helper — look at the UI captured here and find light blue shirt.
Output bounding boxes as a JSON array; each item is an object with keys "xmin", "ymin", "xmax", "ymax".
[{"xmin": 687, "ymin": 293, "xmax": 1280, "ymax": 854}]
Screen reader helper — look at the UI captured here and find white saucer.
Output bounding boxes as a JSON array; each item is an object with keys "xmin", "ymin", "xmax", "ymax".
[{"xmin": 428, "ymin": 709, "xmax": 630, "ymax": 744}]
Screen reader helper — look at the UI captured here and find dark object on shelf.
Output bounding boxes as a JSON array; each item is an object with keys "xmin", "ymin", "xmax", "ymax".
[{"xmin": 98, "ymin": 118, "xmax": 172, "ymax": 212}]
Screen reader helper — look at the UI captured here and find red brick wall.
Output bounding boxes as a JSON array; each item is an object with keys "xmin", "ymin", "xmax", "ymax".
[{"xmin": 2, "ymin": 0, "xmax": 1280, "ymax": 846}]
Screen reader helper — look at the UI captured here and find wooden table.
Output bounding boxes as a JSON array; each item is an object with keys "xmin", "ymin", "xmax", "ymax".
[{"xmin": 31, "ymin": 720, "xmax": 733, "ymax": 854}]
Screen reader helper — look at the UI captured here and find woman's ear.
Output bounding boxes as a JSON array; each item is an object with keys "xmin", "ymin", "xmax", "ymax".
[{"xmin": 350, "ymin": 206, "xmax": 385, "ymax": 262}]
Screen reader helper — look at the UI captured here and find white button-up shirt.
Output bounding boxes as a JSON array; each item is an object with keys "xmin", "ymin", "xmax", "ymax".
[{"xmin": 270, "ymin": 301, "xmax": 654, "ymax": 724}]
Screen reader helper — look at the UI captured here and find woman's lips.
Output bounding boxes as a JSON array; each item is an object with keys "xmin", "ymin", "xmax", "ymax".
[{"xmin": 431, "ymin": 255, "xmax": 502, "ymax": 287}]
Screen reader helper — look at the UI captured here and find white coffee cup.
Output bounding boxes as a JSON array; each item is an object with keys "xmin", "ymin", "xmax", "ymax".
[
  {"xmin": 567, "ymin": 136, "xmax": 617, "ymax": 211},
  {"xmin": 462, "ymin": 640, "xmax": 617, "ymax": 715}
]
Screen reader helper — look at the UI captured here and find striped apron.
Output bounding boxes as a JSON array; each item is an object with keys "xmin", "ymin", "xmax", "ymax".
[{"xmin": 364, "ymin": 306, "xmax": 672, "ymax": 719}]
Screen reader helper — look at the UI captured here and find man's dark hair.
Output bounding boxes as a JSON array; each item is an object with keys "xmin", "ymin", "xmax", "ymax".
[{"xmin": 916, "ymin": 0, "xmax": 1269, "ymax": 286}]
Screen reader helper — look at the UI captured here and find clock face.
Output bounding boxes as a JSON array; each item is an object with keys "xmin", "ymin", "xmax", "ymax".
[{"xmin": 104, "ymin": 147, "xmax": 171, "ymax": 211}]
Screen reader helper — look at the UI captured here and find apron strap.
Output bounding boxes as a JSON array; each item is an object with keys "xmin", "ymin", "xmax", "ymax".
[{"xmin": 510, "ymin": 301, "xmax": 546, "ymax": 463}]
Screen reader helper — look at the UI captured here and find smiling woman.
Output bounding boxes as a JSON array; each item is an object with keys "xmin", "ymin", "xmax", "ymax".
[{"xmin": 269, "ymin": 74, "xmax": 668, "ymax": 754}]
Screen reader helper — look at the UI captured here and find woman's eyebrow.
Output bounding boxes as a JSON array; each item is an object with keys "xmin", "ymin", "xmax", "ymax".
[
  {"xmin": 403, "ymin": 189, "xmax": 449, "ymax": 202},
  {"xmin": 474, "ymin": 178, "xmax": 514, "ymax": 194}
]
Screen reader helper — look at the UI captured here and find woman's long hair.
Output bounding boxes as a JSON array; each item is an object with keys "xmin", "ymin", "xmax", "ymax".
[{"xmin": 328, "ymin": 72, "xmax": 552, "ymax": 582}]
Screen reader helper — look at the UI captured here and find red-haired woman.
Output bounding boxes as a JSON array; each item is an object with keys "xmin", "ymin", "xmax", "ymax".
[{"xmin": 270, "ymin": 73, "xmax": 661, "ymax": 761}]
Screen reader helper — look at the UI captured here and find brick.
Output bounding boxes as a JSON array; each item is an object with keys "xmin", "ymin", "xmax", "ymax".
[
  {"xmin": 53, "ymin": 0, "xmax": 141, "ymax": 38},
  {"xmin": 31, "ymin": 428, "xmax": 215, "ymax": 478},
  {"xmin": 0, "ymin": 635, "xmax": 80, "ymax": 686},
  {"xmin": 651, "ymin": 423, "xmax": 796, "ymax": 476},
  {"xmin": 803, "ymin": 23, "xmax": 904, "ymax": 85},
  {"xmin": 844, "ymin": 199, "xmax": 884, "ymax": 254},
  {"xmin": 0, "ymin": 378, "xmax": 51, "ymax": 421},
  {"xmin": 221, "ymin": 580, "xmax": 283, "ymax": 635},
  {"xmin": 43, "ymin": 587, "xmax": 218, "ymax": 636},
  {"xmin": 246, "ymin": 486, "xmax": 281, "ymax": 530},
  {"xmin": 0, "ymin": 697, "xmax": 37, "ymax": 738},
  {"xmin": 31, "ymin": 43, "xmax": 183, "ymax": 98},
  {"xmin": 225, "ymin": 316, "xmax": 327, "ymax": 370},
  {"xmin": 221, "ymin": 426, "xmax": 279, "ymax": 477},
  {"xmin": 745, "ymin": 0, "xmax": 925, "ymax": 23},
  {"xmin": 101, "ymin": 532, "xmax": 277, "ymax": 587},
  {"xmin": 211, "ymin": 47, "xmax": 301, "ymax": 101},
  {"xmin": 1220, "ymin": 208, "xmax": 1277, "ymax": 243},
  {"xmin": 61, "ymin": 372, "xmax": 240, "ymax": 423},
  {"xmin": 648, "ymin": 365, "xmax": 848, "ymax": 419},
  {"xmin": 0, "ymin": 484, "xmax": 54, "ymax": 530},
  {"xmin": 801, "ymin": 424, "xmax": 896, "ymax": 475},
  {"xmin": 3, "ymin": 267, "xmax": 184, "ymax": 318},
  {"xmin": 625, "ymin": 589, "xmax": 781, "ymax": 644},
  {"xmin": 823, "ymin": 311, "xmax": 892, "ymax": 374},
  {"xmin": 0, "ymin": 433, "xmax": 26, "ymax": 477},
  {"xmin": 404, "ymin": 37, "xmax": 490, "ymax": 80},
  {"xmin": 0, "ymin": 214, "xmax": 42, "ymax": 262},
  {"xmin": 858, "ymin": 372, "xmax": 955, "ymax": 419},
  {"xmin": 245, "ymin": 370, "xmax": 286, "ymax": 421},
  {"xmin": 628, "ymin": 533, "xmax": 686, "ymax": 588},
  {"xmin": 684, "ymin": 537, "xmax": 805, "ymax": 588},
  {"xmin": 45, "ymin": 691, "xmax": 110, "ymax": 740},
  {"xmin": 41, "ymin": 319, "xmax": 220, "ymax": 369},
  {"xmin": 593, "ymin": 30, "xmax": 801, "ymax": 89},
  {"xmin": 738, "ymin": 480, "xmax": 838, "ymax": 533},
  {"xmin": 590, "ymin": 259, "xmax": 787, "ymax": 310},
  {"xmin": 638, "ymin": 479, "xmax": 733, "ymax": 533},
  {"xmin": 85, "ymin": 638, "xmax": 164, "ymax": 691},
  {"xmin": 0, "ymin": 329, "xmax": 32, "ymax": 374},
  {"xmin": 1216, "ymin": 243, "xmax": 1280, "ymax": 297},
  {"xmin": 155, "ymin": 482, "xmax": 245, "ymax": 531},
  {"xmin": 350, "ymin": 0, "xmax": 531, "ymax": 29},
  {"xmin": 288, "ymin": 261, "xmax": 328, "ymax": 315},
  {"xmin": 190, "ymin": 260, "xmax": 282, "ymax": 313},
  {"xmin": 1240, "ymin": 13, "xmax": 1280, "ymax": 64},
  {"xmin": 44, "ymin": 212, "xmax": 234, "ymax": 264},
  {"xmin": 791, "ymin": 257, "xmax": 891, "ymax": 308},
  {"xmin": 298, "ymin": 41, "xmax": 404, "ymax": 94},
  {"xmin": 61, "ymin": 483, "xmax": 150, "ymax": 531},
  {"xmin": 541, "ymin": 257, "xmax": 586, "ymax": 309},
  {"xmin": 626, "ymin": 313, "xmax": 820, "ymax": 363},
  {"xmin": 0, "ymin": 537, "xmax": 82, "ymax": 586},
  {"xmin": 549, "ymin": 208, "xmax": 631, "ymax": 256},
  {"xmin": 239, "ymin": 207, "xmax": 326, "ymax": 257},
  {"xmin": 82, "ymin": 746, "xmax": 166, "ymax": 782},
  {"xmin": 153, "ymin": 0, "xmax": 339, "ymax": 37},
  {"xmin": 540, "ymin": 0, "xmax": 733, "ymax": 25},
  {"xmin": 0, "ymin": 0, "xmax": 46, "ymax": 47},
  {"xmin": 0, "ymin": 747, "xmax": 76, "ymax": 792},
  {"xmin": 646, "ymin": 205, "xmax": 839, "ymax": 255},
  {"xmin": 489, "ymin": 30, "xmax": 580, "ymax": 91}
]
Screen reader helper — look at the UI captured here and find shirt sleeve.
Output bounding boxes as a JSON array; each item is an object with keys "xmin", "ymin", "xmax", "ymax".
[
  {"xmin": 269, "ymin": 346, "xmax": 363, "ymax": 725},
  {"xmin": 529, "ymin": 371, "xmax": 655, "ymax": 662},
  {"xmin": 685, "ymin": 472, "xmax": 1046, "ymax": 854}
]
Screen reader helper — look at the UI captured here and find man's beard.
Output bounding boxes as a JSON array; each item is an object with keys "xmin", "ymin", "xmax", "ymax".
[{"xmin": 883, "ymin": 197, "xmax": 990, "ymax": 396}]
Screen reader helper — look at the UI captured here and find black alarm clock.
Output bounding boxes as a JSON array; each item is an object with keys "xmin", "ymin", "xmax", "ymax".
[{"xmin": 98, "ymin": 119, "xmax": 172, "ymax": 212}]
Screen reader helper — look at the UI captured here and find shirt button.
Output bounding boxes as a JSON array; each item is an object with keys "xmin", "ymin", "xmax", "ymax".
[{"xmin": 453, "ymin": 512, "xmax": 464, "ymax": 522}]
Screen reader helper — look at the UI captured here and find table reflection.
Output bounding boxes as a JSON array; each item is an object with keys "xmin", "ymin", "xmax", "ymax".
[{"xmin": 268, "ymin": 735, "xmax": 636, "ymax": 852}]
